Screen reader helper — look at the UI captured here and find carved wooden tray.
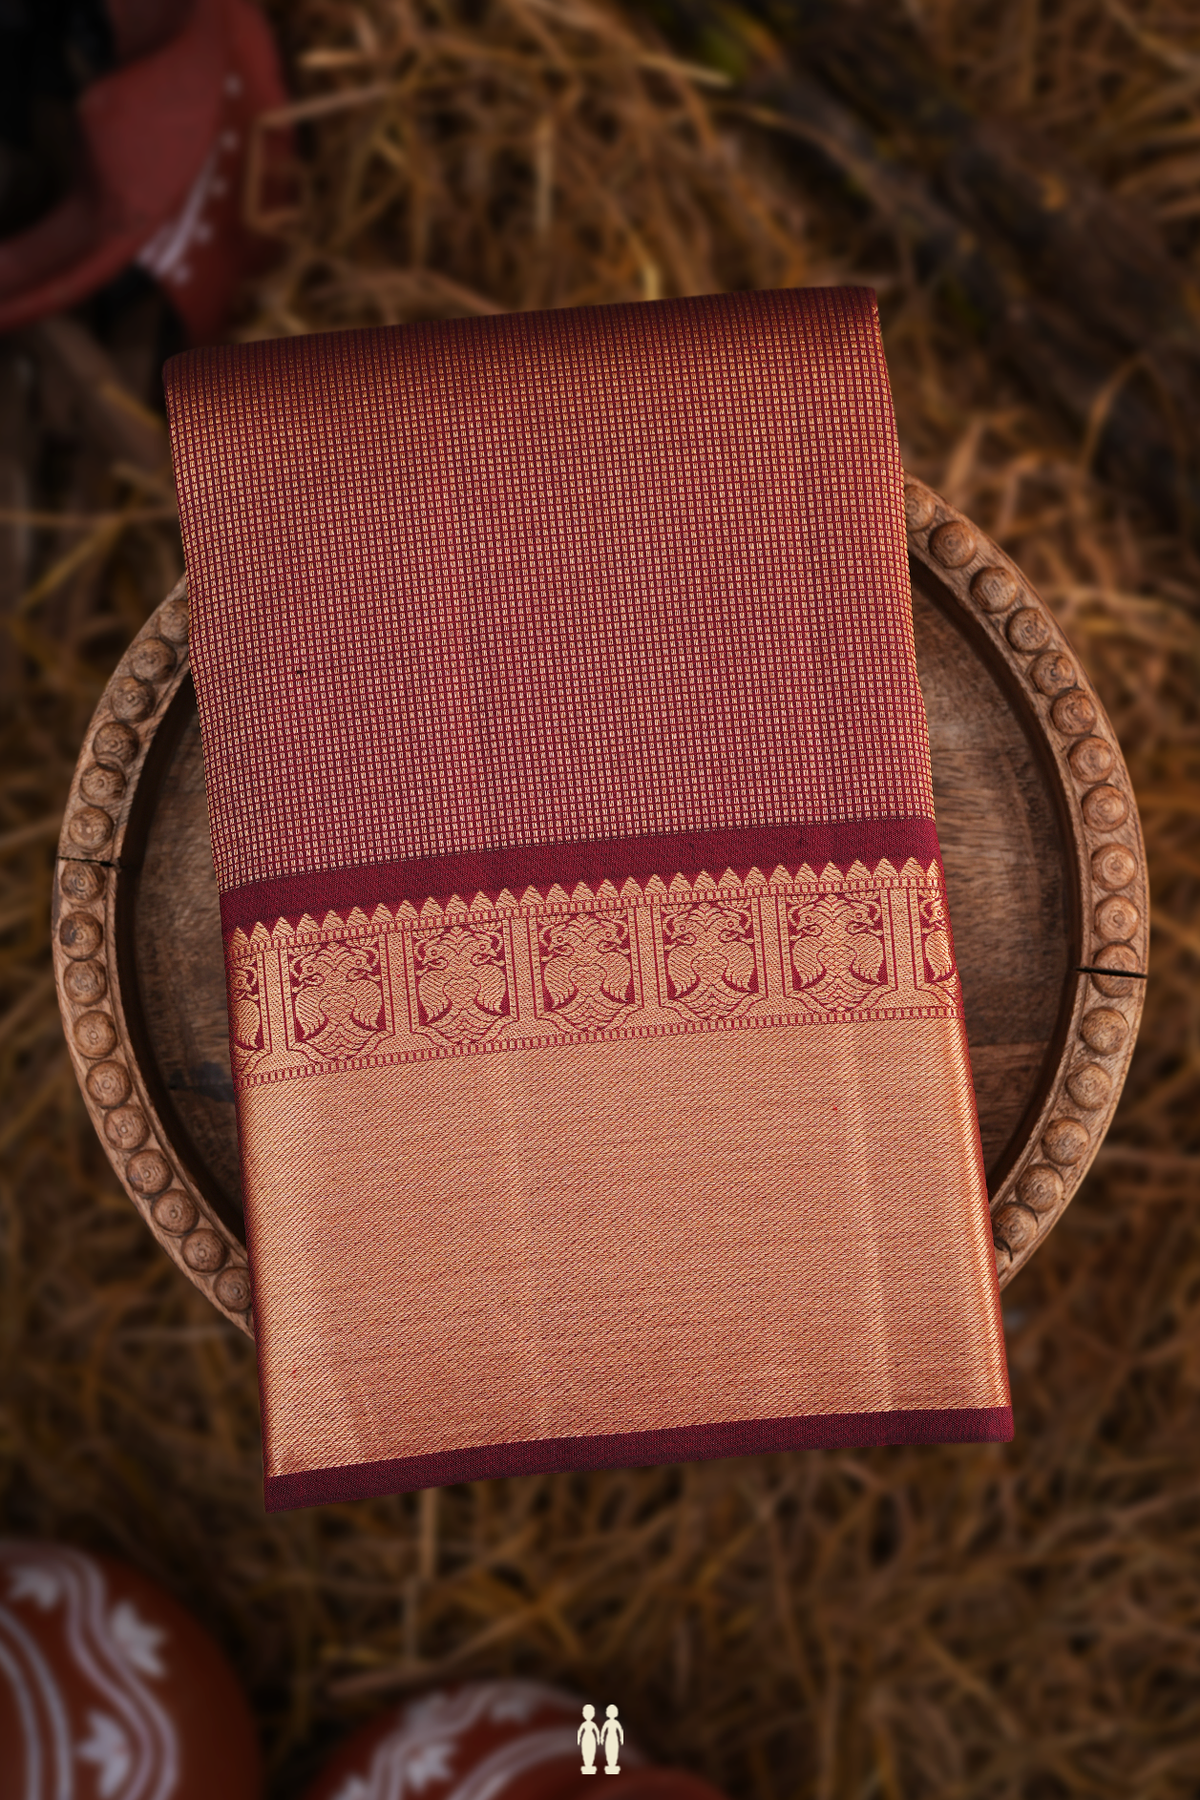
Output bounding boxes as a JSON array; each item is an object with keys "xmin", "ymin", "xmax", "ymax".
[{"xmin": 51, "ymin": 480, "xmax": 1148, "ymax": 1338}]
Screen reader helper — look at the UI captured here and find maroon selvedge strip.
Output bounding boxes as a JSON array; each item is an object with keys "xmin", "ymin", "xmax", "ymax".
[
  {"xmin": 264, "ymin": 1405, "xmax": 1013, "ymax": 1510},
  {"xmin": 221, "ymin": 817, "xmax": 943, "ymax": 937}
]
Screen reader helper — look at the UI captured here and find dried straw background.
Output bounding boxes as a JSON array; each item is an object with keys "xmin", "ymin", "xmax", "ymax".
[{"xmin": 2, "ymin": 2, "xmax": 1199, "ymax": 1794}]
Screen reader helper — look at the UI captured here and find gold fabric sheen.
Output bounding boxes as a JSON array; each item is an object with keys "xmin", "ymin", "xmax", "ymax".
[{"xmin": 247, "ymin": 1013, "xmax": 1002, "ymax": 1480}]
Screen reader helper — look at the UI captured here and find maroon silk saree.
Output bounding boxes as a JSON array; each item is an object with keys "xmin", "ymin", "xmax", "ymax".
[{"xmin": 165, "ymin": 287, "xmax": 1010, "ymax": 1510}]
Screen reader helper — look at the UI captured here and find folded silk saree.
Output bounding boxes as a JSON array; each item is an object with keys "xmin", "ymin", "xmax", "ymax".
[{"xmin": 165, "ymin": 286, "xmax": 1011, "ymax": 1510}]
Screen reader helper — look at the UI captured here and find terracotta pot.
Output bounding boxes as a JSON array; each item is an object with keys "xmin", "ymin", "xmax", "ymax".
[
  {"xmin": 300, "ymin": 1679, "xmax": 724, "ymax": 1800},
  {"xmin": 0, "ymin": 1539, "xmax": 261, "ymax": 1799},
  {"xmin": 0, "ymin": 0, "xmax": 288, "ymax": 342}
]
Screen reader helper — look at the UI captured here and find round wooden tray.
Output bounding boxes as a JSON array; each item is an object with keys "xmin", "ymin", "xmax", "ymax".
[{"xmin": 51, "ymin": 480, "xmax": 1149, "ymax": 1338}]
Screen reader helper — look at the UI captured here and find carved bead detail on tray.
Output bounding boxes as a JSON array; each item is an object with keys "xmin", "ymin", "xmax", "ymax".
[
  {"xmin": 158, "ymin": 595, "xmax": 190, "ymax": 643},
  {"xmin": 67, "ymin": 805, "xmax": 113, "ymax": 850},
  {"xmin": 109, "ymin": 675, "xmax": 155, "ymax": 722},
  {"xmin": 1068, "ymin": 736, "xmax": 1115, "ymax": 783},
  {"xmin": 152, "ymin": 1190, "xmax": 198, "ymax": 1235},
  {"xmin": 1017, "ymin": 1163, "xmax": 1064, "ymax": 1214},
  {"xmin": 183, "ymin": 1229, "xmax": 228, "ymax": 1273},
  {"xmin": 1082, "ymin": 783, "xmax": 1129, "ymax": 830},
  {"xmin": 73, "ymin": 1010, "xmax": 117, "ymax": 1057},
  {"xmin": 1050, "ymin": 689, "xmax": 1097, "ymax": 735},
  {"xmin": 1043, "ymin": 1117, "xmax": 1090, "ymax": 1165},
  {"xmin": 214, "ymin": 1266, "xmax": 252, "ymax": 1311},
  {"xmin": 1067, "ymin": 1063, "xmax": 1113, "ymax": 1110},
  {"xmin": 104, "ymin": 1105, "xmax": 149, "ymax": 1151},
  {"xmin": 59, "ymin": 859, "xmax": 104, "ymax": 902},
  {"xmin": 1095, "ymin": 894, "xmax": 1139, "ymax": 942},
  {"xmin": 93, "ymin": 718, "xmax": 139, "ymax": 764},
  {"xmin": 1081, "ymin": 1007, "xmax": 1128, "ymax": 1054},
  {"xmin": 85, "ymin": 1060, "xmax": 131, "ymax": 1108},
  {"xmin": 59, "ymin": 912, "xmax": 102, "ymax": 958},
  {"xmin": 930, "ymin": 519, "xmax": 977, "ymax": 567},
  {"xmin": 126, "ymin": 1148, "xmax": 172, "ymax": 1195},
  {"xmin": 993, "ymin": 1202, "xmax": 1038, "ymax": 1250},
  {"xmin": 80, "ymin": 762, "xmax": 126, "ymax": 807},
  {"xmin": 63, "ymin": 959, "xmax": 106, "ymax": 1003},
  {"xmin": 48, "ymin": 590, "xmax": 267, "ymax": 1327},
  {"xmin": 1032, "ymin": 651, "xmax": 1077, "ymax": 696},
  {"xmin": 1006, "ymin": 608, "xmax": 1051, "ymax": 653},
  {"xmin": 1091, "ymin": 943, "xmax": 1142, "ymax": 997},
  {"xmin": 903, "ymin": 483, "xmax": 937, "ymax": 531},
  {"xmin": 63, "ymin": 959, "xmax": 106, "ymax": 1004},
  {"xmin": 970, "ymin": 565, "xmax": 1020, "ymax": 612},
  {"xmin": 1092, "ymin": 842, "xmax": 1138, "ymax": 890},
  {"xmin": 127, "ymin": 636, "xmax": 177, "ymax": 683}
]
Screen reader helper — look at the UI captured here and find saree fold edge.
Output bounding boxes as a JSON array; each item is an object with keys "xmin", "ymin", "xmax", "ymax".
[{"xmin": 165, "ymin": 286, "xmax": 1013, "ymax": 1507}]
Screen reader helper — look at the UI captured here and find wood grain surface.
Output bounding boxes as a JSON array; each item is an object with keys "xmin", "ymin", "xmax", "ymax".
[{"xmin": 52, "ymin": 485, "xmax": 1149, "ymax": 1333}]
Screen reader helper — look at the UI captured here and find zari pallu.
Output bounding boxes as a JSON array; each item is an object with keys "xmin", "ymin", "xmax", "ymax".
[{"xmin": 164, "ymin": 286, "xmax": 1012, "ymax": 1510}]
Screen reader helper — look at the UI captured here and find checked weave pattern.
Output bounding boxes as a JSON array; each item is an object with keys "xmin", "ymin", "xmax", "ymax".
[{"xmin": 166, "ymin": 287, "xmax": 932, "ymax": 897}]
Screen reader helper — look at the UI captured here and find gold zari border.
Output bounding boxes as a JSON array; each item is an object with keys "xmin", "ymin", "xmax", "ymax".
[{"xmin": 227, "ymin": 858, "xmax": 962, "ymax": 1087}]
